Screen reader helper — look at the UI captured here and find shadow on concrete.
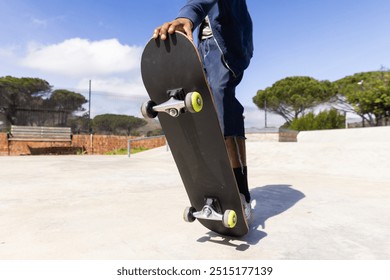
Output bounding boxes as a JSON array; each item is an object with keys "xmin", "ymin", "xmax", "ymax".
[{"xmin": 197, "ymin": 184, "xmax": 305, "ymax": 251}]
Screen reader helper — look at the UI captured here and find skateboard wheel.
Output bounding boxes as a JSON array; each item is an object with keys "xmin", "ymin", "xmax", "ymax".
[
  {"xmin": 141, "ymin": 100, "xmax": 158, "ymax": 119},
  {"xmin": 185, "ymin": 91, "xmax": 203, "ymax": 113},
  {"xmin": 222, "ymin": 210, "xmax": 237, "ymax": 228},
  {"xmin": 183, "ymin": 206, "xmax": 196, "ymax": 223}
]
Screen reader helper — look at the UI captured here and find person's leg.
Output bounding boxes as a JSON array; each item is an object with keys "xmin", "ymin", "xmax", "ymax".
[
  {"xmin": 225, "ymin": 136, "xmax": 250, "ymax": 203},
  {"xmin": 198, "ymin": 38, "xmax": 251, "ymax": 206}
]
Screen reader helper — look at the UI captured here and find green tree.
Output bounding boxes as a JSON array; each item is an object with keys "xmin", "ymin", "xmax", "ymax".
[
  {"xmin": 69, "ymin": 113, "xmax": 91, "ymax": 134},
  {"xmin": 0, "ymin": 76, "xmax": 88, "ymax": 127},
  {"xmin": 46, "ymin": 89, "xmax": 87, "ymax": 126},
  {"xmin": 333, "ymin": 70, "xmax": 390, "ymax": 126},
  {"xmin": 253, "ymin": 76, "xmax": 335, "ymax": 125},
  {"xmin": 92, "ymin": 114, "xmax": 147, "ymax": 135},
  {"xmin": 49, "ymin": 89, "xmax": 87, "ymax": 112},
  {"xmin": 147, "ymin": 129, "xmax": 163, "ymax": 137},
  {"xmin": 0, "ymin": 76, "xmax": 51, "ymax": 125},
  {"xmin": 288, "ymin": 109, "xmax": 345, "ymax": 131}
]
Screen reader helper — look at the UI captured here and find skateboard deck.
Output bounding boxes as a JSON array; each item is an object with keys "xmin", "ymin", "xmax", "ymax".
[{"xmin": 140, "ymin": 32, "xmax": 248, "ymax": 237}]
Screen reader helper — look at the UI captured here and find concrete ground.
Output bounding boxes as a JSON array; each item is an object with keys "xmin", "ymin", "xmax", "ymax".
[{"xmin": 0, "ymin": 127, "xmax": 389, "ymax": 259}]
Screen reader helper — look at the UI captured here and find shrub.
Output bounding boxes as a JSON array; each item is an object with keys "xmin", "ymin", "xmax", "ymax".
[{"xmin": 288, "ymin": 109, "xmax": 345, "ymax": 131}]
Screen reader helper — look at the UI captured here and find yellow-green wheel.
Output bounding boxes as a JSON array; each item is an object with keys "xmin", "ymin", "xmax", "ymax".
[
  {"xmin": 185, "ymin": 91, "xmax": 203, "ymax": 113},
  {"xmin": 223, "ymin": 210, "xmax": 237, "ymax": 228}
]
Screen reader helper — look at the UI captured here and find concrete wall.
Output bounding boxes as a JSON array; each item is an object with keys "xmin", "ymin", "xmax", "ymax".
[
  {"xmin": 246, "ymin": 132, "xmax": 279, "ymax": 142},
  {"xmin": 246, "ymin": 126, "xmax": 390, "ymax": 143},
  {"xmin": 298, "ymin": 126, "xmax": 390, "ymax": 143},
  {"xmin": 0, "ymin": 133, "xmax": 166, "ymax": 156},
  {"xmin": 246, "ymin": 129, "xmax": 298, "ymax": 142},
  {"xmin": 279, "ymin": 130, "xmax": 299, "ymax": 142}
]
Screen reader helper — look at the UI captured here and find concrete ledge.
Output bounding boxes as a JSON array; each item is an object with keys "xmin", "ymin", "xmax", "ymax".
[
  {"xmin": 246, "ymin": 127, "xmax": 298, "ymax": 142},
  {"xmin": 298, "ymin": 126, "xmax": 390, "ymax": 143}
]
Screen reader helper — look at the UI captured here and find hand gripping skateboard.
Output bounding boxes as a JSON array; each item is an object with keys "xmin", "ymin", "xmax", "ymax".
[{"xmin": 140, "ymin": 32, "xmax": 248, "ymax": 237}]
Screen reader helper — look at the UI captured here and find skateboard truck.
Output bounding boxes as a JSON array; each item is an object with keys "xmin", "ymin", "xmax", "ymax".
[
  {"xmin": 141, "ymin": 88, "xmax": 203, "ymax": 118},
  {"xmin": 183, "ymin": 198, "xmax": 238, "ymax": 229}
]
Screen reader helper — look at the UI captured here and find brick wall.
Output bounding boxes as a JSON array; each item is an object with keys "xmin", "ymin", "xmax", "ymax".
[
  {"xmin": 72, "ymin": 135, "xmax": 166, "ymax": 155},
  {"xmin": 8, "ymin": 140, "xmax": 73, "ymax": 156},
  {"xmin": 0, "ymin": 133, "xmax": 8, "ymax": 156},
  {"xmin": 0, "ymin": 133, "xmax": 166, "ymax": 156}
]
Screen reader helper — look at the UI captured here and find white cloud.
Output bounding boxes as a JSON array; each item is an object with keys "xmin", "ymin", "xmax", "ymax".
[
  {"xmin": 74, "ymin": 76, "xmax": 148, "ymax": 117},
  {"xmin": 12, "ymin": 38, "xmax": 149, "ymax": 117},
  {"xmin": 21, "ymin": 38, "xmax": 143, "ymax": 77},
  {"xmin": 0, "ymin": 47, "xmax": 14, "ymax": 58},
  {"xmin": 0, "ymin": 45, "xmax": 20, "ymax": 59},
  {"xmin": 0, "ymin": 45, "xmax": 27, "ymax": 78},
  {"xmin": 76, "ymin": 76, "xmax": 146, "ymax": 98},
  {"xmin": 31, "ymin": 17, "xmax": 47, "ymax": 28}
]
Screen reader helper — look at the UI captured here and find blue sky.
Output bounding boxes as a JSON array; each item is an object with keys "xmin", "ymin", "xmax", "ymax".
[{"xmin": 1, "ymin": 0, "xmax": 390, "ymax": 127}]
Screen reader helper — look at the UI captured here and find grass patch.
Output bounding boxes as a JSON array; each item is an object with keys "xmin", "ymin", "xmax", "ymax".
[
  {"xmin": 105, "ymin": 147, "xmax": 149, "ymax": 155},
  {"xmin": 131, "ymin": 147, "xmax": 149, "ymax": 154}
]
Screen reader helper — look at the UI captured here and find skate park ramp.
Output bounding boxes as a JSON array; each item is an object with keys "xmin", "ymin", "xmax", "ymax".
[{"xmin": 0, "ymin": 127, "xmax": 389, "ymax": 259}]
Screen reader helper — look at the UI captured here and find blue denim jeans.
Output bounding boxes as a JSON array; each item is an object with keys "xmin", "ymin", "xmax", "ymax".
[{"xmin": 198, "ymin": 38, "xmax": 245, "ymax": 138}]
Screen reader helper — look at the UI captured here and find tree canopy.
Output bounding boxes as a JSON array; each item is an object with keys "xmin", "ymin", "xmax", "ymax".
[
  {"xmin": 0, "ymin": 76, "xmax": 52, "ymax": 125},
  {"xmin": 333, "ymin": 71, "xmax": 390, "ymax": 126},
  {"xmin": 0, "ymin": 76, "xmax": 86, "ymax": 126},
  {"xmin": 253, "ymin": 69, "xmax": 390, "ymax": 128},
  {"xmin": 92, "ymin": 114, "xmax": 147, "ymax": 136},
  {"xmin": 253, "ymin": 76, "xmax": 335, "ymax": 125},
  {"xmin": 0, "ymin": 76, "xmax": 151, "ymax": 135}
]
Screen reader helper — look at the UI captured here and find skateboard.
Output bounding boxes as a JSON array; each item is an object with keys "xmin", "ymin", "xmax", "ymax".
[{"xmin": 140, "ymin": 32, "xmax": 248, "ymax": 237}]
